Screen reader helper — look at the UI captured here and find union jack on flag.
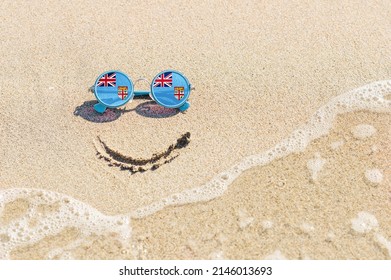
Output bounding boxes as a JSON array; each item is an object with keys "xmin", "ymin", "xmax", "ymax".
[
  {"xmin": 153, "ymin": 72, "xmax": 172, "ymax": 87},
  {"xmin": 97, "ymin": 72, "xmax": 116, "ymax": 87}
]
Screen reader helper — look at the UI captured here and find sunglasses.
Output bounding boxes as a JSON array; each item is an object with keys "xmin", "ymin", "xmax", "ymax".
[{"xmin": 91, "ymin": 70, "xmax": 193, "ymax": 114}]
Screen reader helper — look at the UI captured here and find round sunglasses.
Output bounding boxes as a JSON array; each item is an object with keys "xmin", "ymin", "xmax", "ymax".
[{"xmin": 91, "ymin": 70, "xmax": 193, "ymax": 114}]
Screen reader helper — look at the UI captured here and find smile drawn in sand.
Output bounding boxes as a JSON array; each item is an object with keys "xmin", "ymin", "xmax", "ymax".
[
  {"xmin": 75, "ymin": 71, "xmax": 193, "ymax": 172},
  {"xmin": 94, "ymin": 132, "xmax": 191, "ymax": 174}
]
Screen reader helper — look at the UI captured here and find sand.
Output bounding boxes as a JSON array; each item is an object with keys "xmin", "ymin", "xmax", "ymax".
[
  {"xmin": 130, "ymin": 111, "xmax": 391, "ymax": 260},
  {"xmin": 0, "ymin": 0, "xmax": 390, "ymax": 259}
]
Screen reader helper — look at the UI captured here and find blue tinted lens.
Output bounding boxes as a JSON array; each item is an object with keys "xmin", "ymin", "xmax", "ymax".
[
  {"xmin": 94, "ymin": 71, "xmax": 134, "ymax": 108},
  {"xmin": 151, "ymin": 70, "xmax": 190, "ymax": 108}
]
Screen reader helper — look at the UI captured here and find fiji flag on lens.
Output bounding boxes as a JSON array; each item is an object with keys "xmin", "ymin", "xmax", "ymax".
[
  {"xmin": 94, "ymin": 71, "xmax": 133, "ymax": 108},
  {"xmin": 150, "ymin": 71, "xmax": 190, "ymax": 108}
]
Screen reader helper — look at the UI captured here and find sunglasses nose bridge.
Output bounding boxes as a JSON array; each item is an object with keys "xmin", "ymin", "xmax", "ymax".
[{"xmin": 133, "ymin": 77, "xmax": 150, "ymax": 97}]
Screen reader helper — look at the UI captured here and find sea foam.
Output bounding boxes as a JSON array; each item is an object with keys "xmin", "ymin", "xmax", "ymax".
[
  {"xmin": 364, "ymin": 168, "xmax": 384, "ymax": 185},
  {"xmin": 307, "ymin": 153, "xmax": 326, "ymax": 182},
  {"xmin": 0, "ymin": 189, "xmax": 131, "ymax": 259},
  {"xmin": 351, "ymin": 124, "xmax": 377, "ymax": 139},
  {"xmin": 351, "ymin": 211, "xmax": 379, "ymax": 234}
]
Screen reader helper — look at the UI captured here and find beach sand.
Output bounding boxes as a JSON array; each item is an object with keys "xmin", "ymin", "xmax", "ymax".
[{"xmin": 0, "ymin": 0, "xmax": 390, "ymax": 259}]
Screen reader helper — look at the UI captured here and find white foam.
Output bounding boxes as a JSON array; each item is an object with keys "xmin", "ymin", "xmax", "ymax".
[
  {"xmin": 46, "ymin": 237, "xmax": 94, "ymax": 260},
  {"xmin": 330, "ymin": 140, "xmax": 344, "ymax": 150},
  {"xmin": 237, "ymin": 209, "xmax": 254, "ymax": 229},
  {"xmin": 375, "ymin": 233, "xmax": 391, "ymax": 257},
  {"xmin": 132, "ymin": 79, "xmax": 391, "ymax": 218},
  {"xmin": 351, "ymin": 211, "xmax": 379, "ymax": 234},
  {"xmin": 307, "ymin": 153, "xmax": 326, "ymax": 182},
  {"xmin": 370, "ymin": 145, "xmax": 379, "ymax": 153},
  {"xmin": 351, "ymin": 124, "xmax": 377, "ymax": 139},
  {"xmin": 300, "ymin": 252, "xmax": 312, "ymax": 260},
  {"xmin": 0, "ymin": 189, "xmax": 131, "ymax": 260},
  {"xmin": 262, "ymin": 220, "xmax": 274, "ymax": 230},
  {"xmin": 264, "ymin": 250, "xmax": 287, "ymax": 260},
  {"xmin": 209, "ymin": 250, "xmax": 224, "ymax": 260},
  {"xmin": 325, "ymin": 231, "xmax": 336, "ymax": 242},
  {"xmin": 364, "ymin": 169, "xmax": 383, "ymax": 185},
  {"xmin": 300, "ymin": 222, "xmax": 315, "ymax": 234}
]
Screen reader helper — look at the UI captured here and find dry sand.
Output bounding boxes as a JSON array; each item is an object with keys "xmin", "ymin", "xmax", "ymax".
[{"xmin": 0, "ymin": 0, "xmax": 390, "ymax": 259}]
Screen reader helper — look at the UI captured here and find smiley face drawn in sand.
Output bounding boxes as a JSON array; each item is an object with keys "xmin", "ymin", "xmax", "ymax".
[
  {"xmin": 74, "ymin": 101, "xmax": 191, "ymax": 174},
  {"xmin": 73, "ymin": 71, "xmax": 193, "ymax": 174},
  {"xmin": 74, "ymin": 105, "xmax": 190, "ymax": 174},
  {"xmin": 94, "ymin": 132, "xmax": 191, "ymax": 174}
]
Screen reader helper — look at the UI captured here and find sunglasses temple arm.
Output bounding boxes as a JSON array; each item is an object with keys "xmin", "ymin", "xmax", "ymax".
[{"xmin": 92, "ymin": 86, "xmax": 149, "ymax": 97}]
